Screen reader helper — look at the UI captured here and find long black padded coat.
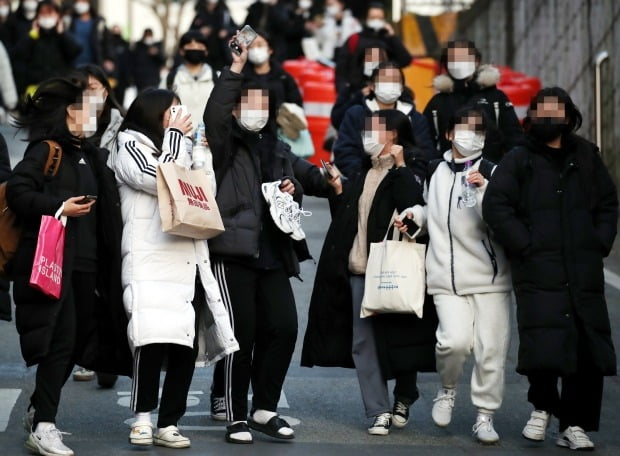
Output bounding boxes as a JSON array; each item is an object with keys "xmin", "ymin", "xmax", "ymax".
[
  {"xmin": 482, "ymin": 134, "xmax": 618, "ymax": 376},
  {"xmin": 301, "ymin": 149, "xmax": 437, "ymax": 373}
]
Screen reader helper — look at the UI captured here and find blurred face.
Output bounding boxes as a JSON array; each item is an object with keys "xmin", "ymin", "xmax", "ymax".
[
  {"xmin": 0, "ymin": 0, "xmax": 10, "ymax": 19},
  {"xmin": 248, "ymin": 35, "xmax": 272, "ymax": 65},
  {"xmin": 85, "ymin": 75, "xmax": 108, "ymax": 117},
  {"xmin": 372, "ymin": 67, "xmax": 403, "ymax": 104},
  {"xmin": 235, "ymin": 89, "xmax": 269, "ymax": 132},
  {"xmin": 448, "ymin": 113, "xmax": 486, "ymax": 157},
  {"xmin": 67, "ymin": 99, "xmax": 97, "ymax": 139},
  {"xmin": 446, "ymin": 44, "xmax": 478, "ymax": 80},
  {"xmin": 366, "ymin": 7, "xmax": 385, "ymax": 22},
  {"xmin": 37, "ymin": 5, "xmax": 59, "ymax": 30},
  {"xmin": 531, "ymin": 96, "xmax": 566, "ymax": 123},
  {"xmin": 362, "ymin": 115, "xmax": 396, "ymax": 156},
  {"xmin": 181, "ymin": 39, "xmax": 208, "ymax": 64},
  {"xmin": 363, "ymin": 47, "xmax": 386, "ymax": 77}
]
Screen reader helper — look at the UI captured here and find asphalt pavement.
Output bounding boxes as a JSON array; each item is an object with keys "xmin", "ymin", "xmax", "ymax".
[{"xmin": 1, "ymin": 124, "xmax": 619, "ymax": 455}]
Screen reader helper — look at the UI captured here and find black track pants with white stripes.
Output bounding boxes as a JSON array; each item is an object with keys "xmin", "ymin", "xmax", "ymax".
[
  {"xmin": 131, "ymin": 343, "xmax": 196, "ymax": 428},
  {"xmin": 211, "ymin": 260, "xmax": 298, "ymax": 421}
]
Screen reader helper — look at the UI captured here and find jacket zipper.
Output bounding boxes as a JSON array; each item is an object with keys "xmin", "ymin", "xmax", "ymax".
[{"xmin": 447, "ymin": 170, "xmax": 457, "ymax": 294}]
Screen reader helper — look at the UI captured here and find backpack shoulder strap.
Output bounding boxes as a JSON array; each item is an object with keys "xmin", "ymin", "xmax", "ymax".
[
  {"xmin": 427, "ymin": 158, "xmax": 443, "ymax": 180},
  {"xmin": 43, "ymin": 140, "xmax": 62, "ymax": 177},
  {"xmin": 166, "ymin": 66, "xmax": 178, "ymax": 91},
  {"xmin": 478, "ymin": 158, "xmax": 497, "ymax": 180}
]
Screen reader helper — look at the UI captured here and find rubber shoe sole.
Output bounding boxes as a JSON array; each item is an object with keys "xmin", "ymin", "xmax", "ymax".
[
  {"xmin": 154, "ymin": 436, "xmax": 190, "ymax": 448},
  {"xmin": 25, "ymin": 433, "xmax": 74, "ymax": 456}
]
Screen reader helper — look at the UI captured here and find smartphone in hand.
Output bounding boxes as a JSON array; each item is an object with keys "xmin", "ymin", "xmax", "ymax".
[
  {"xmin": 170, "ymin": 104, "xmax": 188, "ymax": 120},
  {"xmin": 77, "ymin": 195, "xmax": 97, "ymax": 204},
  {"xmin": 230, "ymin": 25, "xmax": 258, "ymax": 55},
  {"xmin": 401, "ymin": 215, "xmax": 420, "ymax": 239}
]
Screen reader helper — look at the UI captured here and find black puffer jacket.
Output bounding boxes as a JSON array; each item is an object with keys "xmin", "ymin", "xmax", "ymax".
[
  {"xmin": 423, "ymin": 66, "xmax": 523, "ymax": 163},
  {"xmin": 7, "ymin": 139, "xmax": 131, "ymax": 374},
  {"xmin": 204, "ymin": 67, "xmax": 311, "ymax": 277},
  {"xmin": 482, "ymin": 135, "xmax": 618, "ymax": 376},
  {"xmin": 301, "ymin": 149, "xmax": 436, "ymax": 369}
]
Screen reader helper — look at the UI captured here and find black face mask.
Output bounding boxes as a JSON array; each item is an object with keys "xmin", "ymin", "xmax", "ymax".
[
  {"xmin": 184, "ymin": 50, "xmax": 206, "ymax": 64},
  {"xmin": 528, "ymin": 118, "xmax": 567, "ymax": 143}
]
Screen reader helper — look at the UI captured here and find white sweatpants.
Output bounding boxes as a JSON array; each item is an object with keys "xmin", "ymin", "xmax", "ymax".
[{"xmin": 434, "ymin": 292, "xmax": 511, "ymax": 413}]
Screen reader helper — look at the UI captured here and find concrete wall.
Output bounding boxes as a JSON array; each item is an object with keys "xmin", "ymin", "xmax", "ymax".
[{"xmin": 458, "ymin": 0, "xmax": 620, "ymax": 186}]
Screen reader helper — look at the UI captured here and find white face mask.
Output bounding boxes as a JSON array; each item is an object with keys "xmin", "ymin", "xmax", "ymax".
[
  {"xmin": 208, "ymin": 0, "xmax": 219, "ymax": 4},
  {"xmin": 366, "ymin": 18, "xmax": 385, "ymax": 31},
  {"xmin": 452, "ymin": 129, "xmax": 485, "ymax": 156},
  {"xmin": 0, "ymin": 5, "xmax": 10, "ymax": 17},
  {"xmin": 23, "ymin": 0, "xmax": 37, "ymax": 12},
  {"xmin": 248, "ymin": 47, "xmax": 270, "ymax": 65},
  {"xmin": 374, "ymin": 82, "xmax": 402, "ymax": 104},
  {"xmin": 143, "ymin": 37, "xmax": 154, "ymax": 45},
  {"xmin": 325, "ymin": 4, "xmax": 341, "ymax": 17},
  {"xmin": 299, "ymin": 0, "xmax": 312, "ymax": 10},
  {"xmin": 74, "ymin": 2, "xmax": 90, "ymax": 15},
  {"xmin": 362, "ymin": 130, "xmax": 384, "ymax": 157},
  {"xmin": 238, "ymin": 109, "xmax": 268, "ymax": 132},
  {"xmin": 447, "ymin": 60, "xmax": 476, "ymax": 80},
  {"xmin": 363, "ymin": 61, "xmax": 379, "ymax": 78},
  {"xmin": 38, "ymin": 16, "xmax": 58, "ymax": 30}
]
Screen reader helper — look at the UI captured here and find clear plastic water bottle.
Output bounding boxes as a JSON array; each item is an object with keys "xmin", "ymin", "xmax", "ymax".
[
  {"xmin": 192, "ymin": 122, "xmax": 207, "ymax": 170},
  {"xmin": 461, "ymin": 160, "xmax": 477, "ymax": 208}
]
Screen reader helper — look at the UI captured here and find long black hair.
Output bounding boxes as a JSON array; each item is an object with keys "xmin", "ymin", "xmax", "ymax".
[
  {"xmin": 522, "ymin": 86, "xmax": 582, "ymax": 134},
  {"xmin": 119, "ymin": 88, "xmax": 178, "ymax": 150},
  {"xmin": 15, "ymin": 75, "xmax": 87, "ymax": 142}
]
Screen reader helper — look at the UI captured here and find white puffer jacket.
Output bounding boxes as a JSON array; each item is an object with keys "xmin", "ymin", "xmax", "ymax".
[
  {"xmin": 407, "ymin": 151, "xmax": 512, "ymax": 296},
  {"xmin": 113, "ymin": 127, "xmax": 238, "ymax": 364}
]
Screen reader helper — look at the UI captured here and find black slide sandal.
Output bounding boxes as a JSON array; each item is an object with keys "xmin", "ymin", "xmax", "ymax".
[
  {"xmin": 248, "ymin": 416, "xmax": 295, "ymax": 440},
  {"xmin": 225, "ymin": 422, "xmax": 253, "ymax": 444}
]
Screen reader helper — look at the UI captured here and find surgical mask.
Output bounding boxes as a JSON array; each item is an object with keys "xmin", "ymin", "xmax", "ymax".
[
  {"xmin": 74, "ymin": 1, "xmax": 90, "ymax": 15},
  {"xmin": 208, "ymin": 0, "xmax": 219, "ymax": 3},
  {"xmin": 248, "ymin": 47, "xmax": 270, "ymax": 65},
  {"xmin": 452, "ymin": 129, "xmax": 485, "ymax": 156},
  {"xmin": 299, "ymin": 0, "xmax": 312, "ymax": 10},
  {"xmin": 144, "ymin": 37, "xmax": 154, "ymax": 45},
  {"xmin": 374, "ymin": 82, "xmax": 402, "ymax": 104},
  {"xmin": 238, "ymin": 109, "xmax": 268, "ymax": 132},
  {"xmin": 326, "ymin": 4, "xmax": 341, "ymax": 17},
  {"xmin": 362, "ymin": 131, "xmax": 384, "ymax": 157},
  {"xmin": 0, "ymin": 6, "xmax": 10, "ymax": 17},
  {"xmin": 447, "ymin": 60, "xmax": 476, "ymax": 80},
  {"xmin": 366, "ymin": 19, "xmax": 385, "ymax": 31},
  {"xmin": 363, "ymin": 61, "xmax": 379, "ymax": 78},
  {"xmin": 38, "ymin": 17, "xmax": 58, "ymax": 30},
  {"xmin": 184, "ymin": 49, "xmax": 206, "ymax": 64},
  {"xmin": 23, "ymin": 0, "xmax": 37, "ymax": 12}
]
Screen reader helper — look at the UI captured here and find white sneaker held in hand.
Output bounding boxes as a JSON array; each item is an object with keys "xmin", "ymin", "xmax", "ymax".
[
  {"xmin": 25, "ymin": 422, "xmax": 74, "ymax": 456},
  {"xmin": 522, "ymin": 409, "xmax": 550, "ymax": 441},
  {"xmin": 556, "ymin": 426, "xmax": 595, "ymax": 451},
  {"xmin": 473, "ymin": 413, "xmax": 499, "ymax": 444},
  {"xmin": 432, "ymin": 387, "xmax": 456, "ymax": 427},
  {"xmin": 261, "ymin": 180, "xmax": 311, "ymax": 241},
  {"xmin": 154, "ymin": 425, "xmax": 191, "ymax": 448}
]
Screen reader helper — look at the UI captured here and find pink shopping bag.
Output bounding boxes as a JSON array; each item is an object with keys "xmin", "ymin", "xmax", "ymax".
[{"xmin": 29, "ymin": 208, "xmax": 66, "ymax": 299}]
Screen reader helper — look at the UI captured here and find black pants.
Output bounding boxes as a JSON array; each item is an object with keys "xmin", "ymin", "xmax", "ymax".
[
  {"xmin": 0, "ymin": 277, "xmax": 11, "ymax": 321},
  {"xmin": 393, "ymin": 373, "xmax": 419, "ymax": 405},
  {"xmin": 130, "ymin": 343, "xmax": 196, "ymax": 428},
  {"xmin": 527, "ymin": 371, "xmax": 604, "ymax": 432},
  {"xmin": 211, "ymin": 260, "xmax": 297, "ymax": 421},
  {"xmin": 31, "ymin": 271, "xmax": 96, "ymax": 426}
]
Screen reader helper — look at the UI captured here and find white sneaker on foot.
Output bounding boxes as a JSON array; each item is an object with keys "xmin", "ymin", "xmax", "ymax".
[
  {"xmin": 72, "ymin": 367, "xmax": 95, "ymax": 381},
  {"xmin": 473, "ymin": 413, "xmax": 500, "ymax": 444},
  {"xmin": 431, "ymin": 388, "xmax": 455, "ymax": 427},
  {"xmin": 522, "ymin": 409, "xmax": 550, "ymax": 441},
  {"xmin": 129, "ymin": 421, "xmax": 153, "ymax": 446},
  {"xmin": 25, "ymin": 423, "xmax": 74, "ymax": 456},
  {"xmin": 556, "ymin": 426, "xmax": 595, "ymax": 451},
  {"xmin": 154, "ymin": 425, "xmax": 190, "ymax": 448},
  {"xmin": 367, "ymin": 413, "xmax": 391, "ymax": 436}
]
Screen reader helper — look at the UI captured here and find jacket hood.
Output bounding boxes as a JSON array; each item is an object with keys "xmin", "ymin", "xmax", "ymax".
[
  {"xmin": 365, "ymin": 98, "xmax": 414, "ymax": 116},
  {"xmin": 432, "ymin": 64, "xmax": 501, "ymax": 93},
  {"xmin": 177, "ymin": 63, "xmax": 213, "ymax": 83}
]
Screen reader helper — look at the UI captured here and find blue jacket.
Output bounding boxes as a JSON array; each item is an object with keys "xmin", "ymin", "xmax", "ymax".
[{"xmin": 333, "ymin": 98, "xmax": 435, "ymax": 179}]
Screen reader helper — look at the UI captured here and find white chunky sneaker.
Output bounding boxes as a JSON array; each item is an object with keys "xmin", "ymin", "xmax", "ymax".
[
  {"xmin": 129, "ymin": 421, "xmax": 153, "ymax": 446},
  {"xmin": 431, "ymin": 388, "xmax": 456, "ymax": 427},
  {"xmin": 261, "ymin": 180, "xmax": 311, "ymax": 241},
  {"xmin": 154, "ymin": 425, "xmax": 191, "ymax": 448},
  {"xmin": 473, "ymin": 413, "xmax": 500, "ymax": 444},
  {"xmin": 367, "ymin": 413, "xmax": 392, "ymax": 436},
  {"xmin": 556, "ymin": 426, "xmax": 595, "ymax": 451},
  {"xmin": 522, "ymin": 409, "xmax": 550, "ymax": 441},
  {"xmin": 72, "ymin": 367, "xmax": 95, "ymax": 381},
  {"xmin": 25, "ymin": 423, "xmax": 74, "ymax": 456}
]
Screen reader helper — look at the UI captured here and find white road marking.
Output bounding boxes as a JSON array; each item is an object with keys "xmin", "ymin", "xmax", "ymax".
[
  {"xmin": 604, "ymin": 268, "xmax": 620, "ymax": 290},
  {"xmin": 0, "ymin": 389, "xmax": 21, "ymax": 432}
]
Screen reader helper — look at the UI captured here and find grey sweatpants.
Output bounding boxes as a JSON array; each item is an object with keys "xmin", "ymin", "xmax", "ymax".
[{"xmin": 350, "ymin": 275, "xmax": 391, "ymax": 418}]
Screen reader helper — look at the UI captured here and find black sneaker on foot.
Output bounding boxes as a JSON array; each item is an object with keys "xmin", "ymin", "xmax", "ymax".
[
  {"xmin": 211, "ymin": 395, "xmax": 226, "ymax": 421},
  {"xmin": 368, "ymin": 413, "xmax": 392, "ymax": 435},
  {"xmin": 392, "ymin": 400, "xmax": 410, "ymax": 428}
]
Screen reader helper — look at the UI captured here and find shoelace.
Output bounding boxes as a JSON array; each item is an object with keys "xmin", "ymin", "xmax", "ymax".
[
  {"xmin": 473, "ymin": 415, "xmax": 494, "ymax": 433},
  {"xmin": 373, "ymin": 413, "xmax": 391, "ymax": 427},
  {"xmin": 212, "ymin": 397, "xmax": 226, "ymax": 412},
  {"xmin": 433, "ymin": 392, "xmax": 455, "ymax": 407},
  {"xmin": 43, "ymin": 427, "xmax": 71, "ymax": 442},
  {"xmin": 394, "ymin": 402, "xmax": 408, "ymax": 416}
]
